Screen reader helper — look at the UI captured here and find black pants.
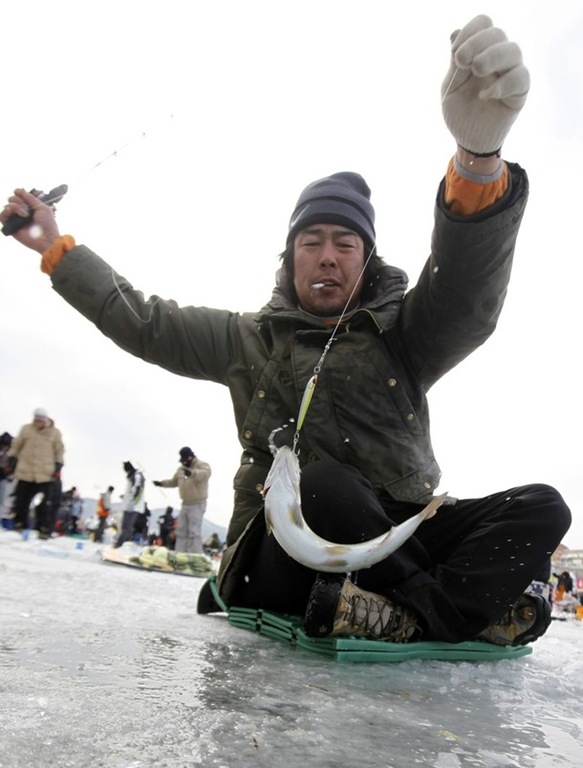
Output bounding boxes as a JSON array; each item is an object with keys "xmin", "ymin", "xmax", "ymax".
[
  {"xmin": 115, "ymin": 510, "xmax": 137, "ymax": 548},
  {"xmin": 12, "ymin": 480, "xmax": 54, "ymax": 532},
  {"xmin": 94, "ymin": 516, "xmax": 108, "ymax": 543},
  {"xmin": 237, "ymin": 460, "xmax": 571, "ymax": 642}
]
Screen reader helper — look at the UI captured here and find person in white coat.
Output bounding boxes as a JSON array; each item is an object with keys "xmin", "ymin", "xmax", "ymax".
[{"xmin": 115, "ymin": 461, "xmax": 145, "ymax": 548}]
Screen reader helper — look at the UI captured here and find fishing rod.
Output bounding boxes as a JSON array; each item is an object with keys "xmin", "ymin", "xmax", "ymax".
[{"xmin": 1, "ymin": 115, "xmax": 175, "ymax": 237}]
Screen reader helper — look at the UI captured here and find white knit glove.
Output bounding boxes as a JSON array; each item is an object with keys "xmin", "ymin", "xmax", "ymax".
[{"xmin": 441, "ymin": 15, "xmax": 530, "ymax": 155}]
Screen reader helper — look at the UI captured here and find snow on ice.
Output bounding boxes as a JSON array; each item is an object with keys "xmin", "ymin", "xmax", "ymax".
[{"xmin": 0, "ymin": 530, "xmax": 581, "ymax": 768}]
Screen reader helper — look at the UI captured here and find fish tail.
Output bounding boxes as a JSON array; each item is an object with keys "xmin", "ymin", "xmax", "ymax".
[{"xmin": 422, "ymin": 492, "xmax": 449, "ymax": 520}]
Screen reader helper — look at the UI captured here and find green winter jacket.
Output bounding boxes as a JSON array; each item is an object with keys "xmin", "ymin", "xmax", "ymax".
[{"xmin": 50, "ymin": 166, "xmax": 528, "ymax": 598}]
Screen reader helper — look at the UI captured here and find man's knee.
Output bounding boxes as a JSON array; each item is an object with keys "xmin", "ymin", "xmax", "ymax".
[
  {"xmin": 519, "ymin": 483, "xmax": 571, "ymax": 537},
  {"xmin": 300, "ymin": 459, "xmax": 372, "ymax": 503}
]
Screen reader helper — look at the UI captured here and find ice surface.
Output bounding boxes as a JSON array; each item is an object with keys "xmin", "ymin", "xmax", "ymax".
[{"xmin": 1, "ymin": 530, "xmax": 582, "ymax": 768}]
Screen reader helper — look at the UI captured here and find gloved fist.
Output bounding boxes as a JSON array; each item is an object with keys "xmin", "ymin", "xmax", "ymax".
[{"xmin": 441, "ymin": 15, "xmax": 529, "ymax": 155}]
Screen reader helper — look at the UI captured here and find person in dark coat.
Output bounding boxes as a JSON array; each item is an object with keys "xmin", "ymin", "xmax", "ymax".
[
  {"xmin": 132, "ymin": 502, "xmax": 151, "ymax": 544},
  {"xmin": 1, "ymin": 15, "xmax": 572, "ymax": 647},
  {"xmin": 556, "ymin": 571, "xmax": 574, "ymax": 597},
  {"xmin": 0, "ymin": 431, "xmax": 14, "ymax": 521},
  {"xmin": 158, "ymin": 506, "xmax": 176, "ymax": 549}
]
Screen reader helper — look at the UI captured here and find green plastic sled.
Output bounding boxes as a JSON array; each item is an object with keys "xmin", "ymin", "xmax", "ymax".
[{"xmin": 197, "ymin": 577, "xmax": 533, "ymax": 663}]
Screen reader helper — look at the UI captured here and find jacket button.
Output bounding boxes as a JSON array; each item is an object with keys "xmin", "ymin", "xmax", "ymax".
[
  {"xmin": 243, "ymin": 430, "xmax": 252, "ymax": 439},
  {"xmin": 257, "ymin": 390, "xmax": 266, "ymax": 399},
  {"xmin": 388, "ymin": 378, "xmax": 397, "ymax": 387}
]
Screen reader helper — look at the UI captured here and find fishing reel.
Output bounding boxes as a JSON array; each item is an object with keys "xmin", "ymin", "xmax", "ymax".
[{"xmin": 2, "ymin": 184, "xmax": 68, "ymax": 236}]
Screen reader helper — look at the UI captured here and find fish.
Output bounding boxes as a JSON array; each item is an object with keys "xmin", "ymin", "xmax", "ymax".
[{"xmin": 263, "ymin": 445, "xmax": 448, "ymax": 573}]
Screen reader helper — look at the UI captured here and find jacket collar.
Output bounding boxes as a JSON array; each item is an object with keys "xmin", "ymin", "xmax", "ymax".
[{"xmin": 254, "ymin": 261, "xmax": 408, "ymax": 333}]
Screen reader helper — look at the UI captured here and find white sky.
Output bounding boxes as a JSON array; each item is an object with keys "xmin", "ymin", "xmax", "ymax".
[{"xmin": 2, "ymin": 1, "xmax": 582, "ymax": 547}]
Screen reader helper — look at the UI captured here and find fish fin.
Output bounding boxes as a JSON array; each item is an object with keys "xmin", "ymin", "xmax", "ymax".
[
  {"xmin": 265, "ymin": 509, "xmax": 273, "ymax": 535},
  {"xmin": 422, "ymin": 492, "xmax": 449, "ymax": 520}
]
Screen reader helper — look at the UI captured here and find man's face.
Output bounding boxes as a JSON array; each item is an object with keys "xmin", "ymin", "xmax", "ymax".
[{"xmin": 293, "ymin": 224, "xmax": 365, "ymax": 316}]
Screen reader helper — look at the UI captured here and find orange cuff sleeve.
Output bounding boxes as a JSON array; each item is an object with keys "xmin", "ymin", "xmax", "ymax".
[
  {"xmin": 41, "ymin": 235, "xmax": 76, "ymax": 275},
  {"xmin": 444, "ymin": 159, "xmax": 509, "ymax": 216}
]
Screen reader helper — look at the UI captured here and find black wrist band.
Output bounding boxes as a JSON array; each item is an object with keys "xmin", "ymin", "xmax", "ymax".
[{"xmin": 460, "ymin": 146, "xmax": 502, "ymax": 158}]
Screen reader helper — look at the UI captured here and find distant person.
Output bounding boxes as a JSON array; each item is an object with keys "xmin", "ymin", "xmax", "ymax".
[
  {"xmin": 133, "ymin": 502, "xmax": 151, "ymax": 544},
  {"xmin": 0, "ymin": 431, "xmax": 13, "ymax": 520},
  {"xmin": 68, "ymin": 487, "xmax": 83, "ymax": 534},
  {"xmin": 115, "ymin": 461, "xmax": 146, "ymax": 548},
  {"xmin": 46, "ymin": 467, "xmax": 63, "ymax": 536},
  {"xmin": 157, "ymin": 506, "xmax": 175, "ymax": 549},
  {"xmin": 153, "ymin": 447, "xmax": 211, "ymax": 554},
  {"xmin": 94, "ymin": 485, "xmax": 114, "ymax": 543},
  {"xmin": 56, "ymin": 485, "xmax": 74, "ymax": 533},
  {"xmin": 6, "ymin": 408, "xmax": 64, "ymax": 538},
  {"xmin": 203, "ymin": 532, "xmax": 223, "ymax": 556},
  {"xmin": 555, "ymin": 571, "xmax": 574, "ymax": 603}
]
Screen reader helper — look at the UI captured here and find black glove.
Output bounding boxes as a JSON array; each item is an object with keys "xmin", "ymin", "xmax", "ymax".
[{"xmin": 153, "ymin": 480, "xmax": 162, "ymax": 487}]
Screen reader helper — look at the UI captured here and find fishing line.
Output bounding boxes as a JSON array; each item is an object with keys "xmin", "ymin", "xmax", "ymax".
[
  {"xmin": 441, "ymin": 66, "xmax": 460, "ymax": 104},
  {"xmin": 110, "ymin": 269, "xmax": 161, "ymax": 323},
  {"xmin": 154, "ymin": 484, "xmax": 171, "ymax": 501},
  {"xmin": 292, "ymin": 241, "xmax": 378, "ymax": 452},
  {"xmin": 291, "ymin": 65, "xmax": 459, "ymax": 450}
]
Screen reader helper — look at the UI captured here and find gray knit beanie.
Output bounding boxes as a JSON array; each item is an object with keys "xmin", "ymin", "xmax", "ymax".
[{"xmin": 286, "ymin": 171, "xmax": 376, "ymax": 250}]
